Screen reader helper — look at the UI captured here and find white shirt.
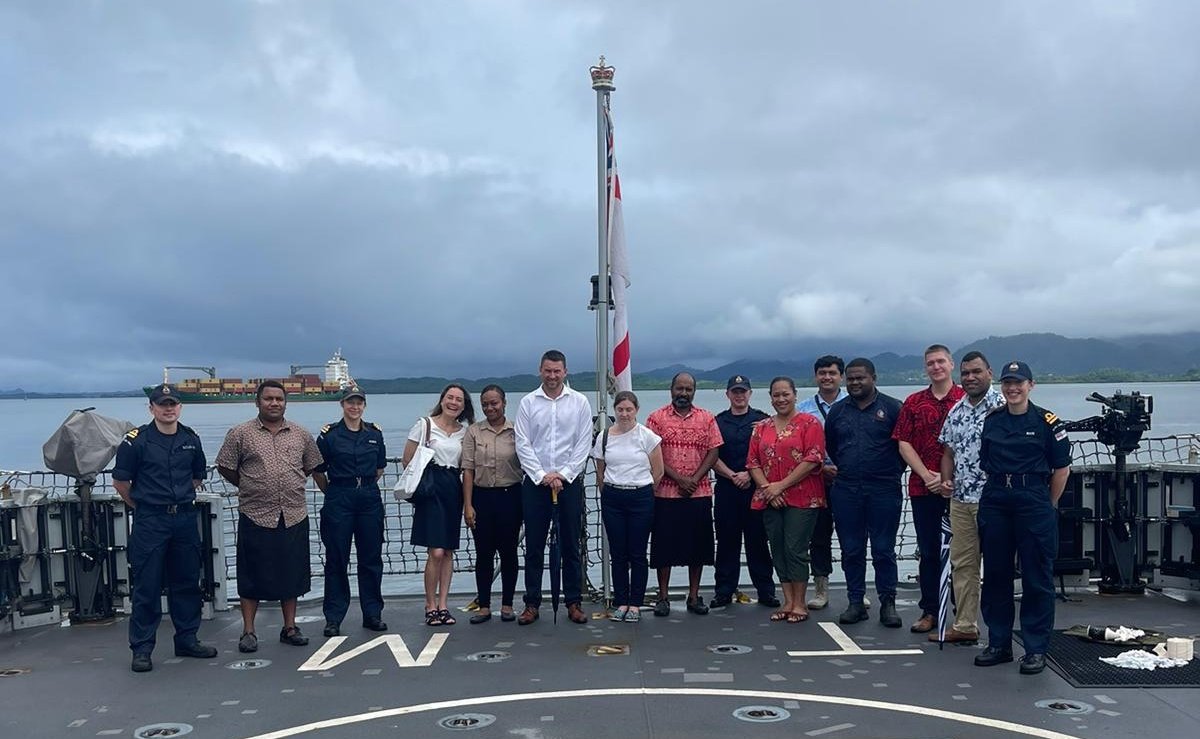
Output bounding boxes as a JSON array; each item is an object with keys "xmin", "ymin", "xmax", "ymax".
[
  {"xmin": 514, "ymin": 384, "xmax": 594, "ymax": 484},
  {"xmin": 407, "ymin": 417, "xmax": 466, "ymax": 468},
  {"xmin": 592, "ymin": 424, "xmax": 661, "ymax": 487}
]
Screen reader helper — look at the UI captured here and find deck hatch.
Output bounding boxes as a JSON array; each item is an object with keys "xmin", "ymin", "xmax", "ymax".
[
  {"xmin": 1036, "ymin": 699, "xmax": 1095, "ymax": 715},
  {"xmin": 133, "ymin": 723, "xmax": 193, "ymax": 738},
  {"xmin": 437, "ymin": 713, "xmax": 496, "ymax": 730},
  {"xmin": 226, "ymin": 659, "xmax": 272, "ymax": 670},
  {"xmin": 732, "ymin": 705, "xmax": 791, "ymax": 723},
  {"xmin": 708, "ymin": 644, "xmax": 753, "ymax": 654},
  {"xmin": 465, "ymin": 651, "xmax": 511, "ymax": 663}
]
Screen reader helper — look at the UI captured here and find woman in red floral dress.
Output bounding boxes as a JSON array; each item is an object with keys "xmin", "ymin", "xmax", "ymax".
[{"xmin": 747, "ymin": 376, "xmax": 828, "ymax": 623}]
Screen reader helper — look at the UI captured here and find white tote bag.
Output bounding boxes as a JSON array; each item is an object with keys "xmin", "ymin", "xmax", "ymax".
[{"xmin": 393, "ymin": 417, "xmax": 434, "ymax": 503}]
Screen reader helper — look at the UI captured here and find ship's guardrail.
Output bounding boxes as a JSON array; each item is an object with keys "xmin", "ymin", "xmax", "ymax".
[{"xmin": 3, "ymin": 434, "xmax": 1197, "ymax": 614}]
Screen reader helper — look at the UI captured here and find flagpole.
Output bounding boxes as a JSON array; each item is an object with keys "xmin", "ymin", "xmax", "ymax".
[{"xmin": 590, "ymin": 56, "xmax": 615, "ymax": 608}]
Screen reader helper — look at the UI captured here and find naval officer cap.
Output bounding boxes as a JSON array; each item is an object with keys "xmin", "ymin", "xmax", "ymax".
[
  {"xmin": 341, "ymin": 386, "xmax": 367, "ymax": 402},
  {"xmin": 999, "ymin": 361, "xmax": 1034, "ymax": 382},
  {"xmin": 726, "ymin": 375, "xmax": 752, "ymax": 391},
  {"xmin": 148, "ymin": 383, "xmax": 180, "ymax": 405}
]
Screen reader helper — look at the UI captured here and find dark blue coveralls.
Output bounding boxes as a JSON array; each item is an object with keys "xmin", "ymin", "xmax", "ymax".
[
  {"xmin": 978, "ymin": 403, "xmax": 1072, "ymax": 656},
  {"xmin": 713, "ymin": 407, "xmax": 776, "ymax": 602},
  {"xmin": 316, "ymin": 420, "xmax": 387, "ymax": 626},
  {"xmin": 112, "ymin": 423, "xmax": 207, "ymax": 656}
]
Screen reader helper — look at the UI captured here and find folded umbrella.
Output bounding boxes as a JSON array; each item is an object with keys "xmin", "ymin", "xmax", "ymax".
[{"xmin": 937, "ymin": 510, "xmax": 953, "ymax": 650}]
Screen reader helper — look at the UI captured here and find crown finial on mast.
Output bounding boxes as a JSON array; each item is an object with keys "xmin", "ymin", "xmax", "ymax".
[{"xmin": 590, "ymin": 55, "xmax": 615, "ymax": 91}]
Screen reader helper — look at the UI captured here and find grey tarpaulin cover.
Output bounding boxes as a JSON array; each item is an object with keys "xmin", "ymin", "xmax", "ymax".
[
  {"xmin": 12, "ymin": 486, "xmax": 48, "ymax": 585},
  {"xmin": 42, "ymin": 408, "xmax": 135, "ymax": 482}
]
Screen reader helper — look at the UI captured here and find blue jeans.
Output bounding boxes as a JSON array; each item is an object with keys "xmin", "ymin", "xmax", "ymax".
[
  {"xmin": 979, "ymin": 485, "xmax": 1058, "ymax": 654},
  {"xmin": 601, "ymin": 484, "xmax": 655, "ymax": 607},
  {"xmin": 522, "ymin": 476, "xmax": 584, "ymax": 607},
  {"xmin": 830, "ymin": 482, "xmax": 902, "ymax": 603}
]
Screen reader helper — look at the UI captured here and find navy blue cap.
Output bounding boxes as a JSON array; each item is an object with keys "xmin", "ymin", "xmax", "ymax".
[
  {"xmin": 341, "ymin": 386, "xmax": 366, "ymax": 401},
  {"xmin": 999, "ymin": 361, "xmax": 1033, "ymax": 382},
  {"xmin": 726, "ymin": 375, "xmax": 751, "ymax": 391},
  {"xmin": 148, "ymin": 384, "xmax": 180, "ymax": 404}
]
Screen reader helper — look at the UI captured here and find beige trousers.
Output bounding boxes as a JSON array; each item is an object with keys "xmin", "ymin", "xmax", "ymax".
[{"xmin": 949, "ymin": 499, "xmax": 981, "ymax": 634}]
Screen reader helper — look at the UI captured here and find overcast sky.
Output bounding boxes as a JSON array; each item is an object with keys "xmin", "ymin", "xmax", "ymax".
[{"xmin": 3, "ymin": 1, "xmax": 1199, "ymax": 391}]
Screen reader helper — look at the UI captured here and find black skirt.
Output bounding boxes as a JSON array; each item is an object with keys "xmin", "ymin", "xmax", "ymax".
[
  {"xmin": 236, "ymin": 512, "xmax": 311, "ymax": 600},
  {"xmin": 410, "ymin": 464, "xmax": 464, "ymax": 550},
  {"xmin": 650, "ymin": 495, "xmax": 715, "ymax": 568}
]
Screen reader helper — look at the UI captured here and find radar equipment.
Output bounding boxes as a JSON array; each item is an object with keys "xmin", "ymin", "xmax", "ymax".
[{"xmin": 1062, "ymin": 391, "xmax": 1154, "ymax": 595}]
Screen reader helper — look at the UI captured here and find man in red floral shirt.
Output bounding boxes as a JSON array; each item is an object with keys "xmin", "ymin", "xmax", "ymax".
[{"xmin": 892, "ymin": 344, "xmax": 965, "ymax": 633}]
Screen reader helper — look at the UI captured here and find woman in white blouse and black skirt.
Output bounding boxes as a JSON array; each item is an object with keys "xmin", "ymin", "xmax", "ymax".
[
  {"xmin": 593, "ymin": 391, "xmax": 664, "ymax": 622},
  {"xmin": 403, "ymin": 384, "xmax": 474, "ymax": 626}
]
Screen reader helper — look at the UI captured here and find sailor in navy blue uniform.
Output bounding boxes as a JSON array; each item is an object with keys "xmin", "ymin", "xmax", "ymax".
[
  {"xmin": 112, "ymin": 383, "xmax": 217, "ymax": 673},
  {"xmin": 313, "ymin": 386, "xmax": 388, "ymax": 637},
  {"xmin": 974, "ymin": 361, "xmax": 1072, "ymax": 675}
]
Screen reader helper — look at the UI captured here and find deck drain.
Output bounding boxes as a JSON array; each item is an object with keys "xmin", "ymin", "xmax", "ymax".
[
  {"xmin": 1035, "ymin": 699, "xmax": 1095, "ymax": 715},
  {"xmin": 732, "ymin": 705, "xmax": 791, "ymax": 723},
  {"xmin": 708, "ymin": 644, "xmax": 753, "ymax": 655},
  {"xmin": 587, "ymin": 644, "xmax": 630, "ymax": 656},
  {"xmin": 437, "ymin": 713, "xmax": 496, "ymax": 730},
  {"xmin": 0, "ymin": 668, "xmax": 30, "ymax": 677},
  {"xmin": 226, "ymin": 659, "xmax": 273, "ymax": 670},
  {"xmin": 133, "ymin": 723, "xmax": 193, "ymax": 738},
  {"xmin": 465, "ymin": 651, "xmax": 511, "ymax": 663}
]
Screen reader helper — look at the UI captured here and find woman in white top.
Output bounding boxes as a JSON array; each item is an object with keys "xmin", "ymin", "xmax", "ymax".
[
  {"xmin": 592, "ymin": 391, "xmax": 663, "ymax": 622},
  {"xmin": 403, "ymin": 384, "xmax": 473, "ymax": 626}
]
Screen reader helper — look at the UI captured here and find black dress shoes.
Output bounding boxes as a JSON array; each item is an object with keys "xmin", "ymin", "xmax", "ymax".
[
  {"xmin": 839, "ymin": 602, "xmax": 869, "ymax": 624},
  {"xmin": 878, "ymin": 596, "xmax": 902, "ymax": 628},
  {"xmin": 362, "ymin": 616, "xmax": 388, "ymax": 632},
  {"xmin": 1019, "ymin": 653, "xmax": 1046, "ymax": 674},
  {"xmin": 756, "ymin": 595, "xmax": 782, "ymax": 608},
  {"xmin": 131, "ymin": 653, "xmax": 153, "ymax": 673},
  {"xmin": 323, "ymin": 622, "xmax": 341, "ymax": 637},
  {"xmin": 469, "ymin": 612, "xmax": 492, "ymax": 625},
  {"xmin": 174, "ymin": 641, "xmax": 218, "ymax": 659},
  {"xmin": 974, "ymin": 646, "xmax": 1015, "ymax": 667}
]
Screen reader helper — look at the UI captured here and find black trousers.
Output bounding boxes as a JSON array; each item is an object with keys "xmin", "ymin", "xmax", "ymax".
[
  {"xmin": 320, "ymin": 485, "xmax": 385, "ymax": 624},
  {"xmin": 713, "ymin": 480, "xmax": 776, "ymax": 600},
  {"xmin": 522, "ymin": 476, "xmax": 584, "ymax": 607},
  {"xmin": 471, "ymin": 483, "xmax": 523, "ymax": 608},
  {"xmin": 808, "ymin": 505, "xmax": 834, "ymax": 578}
]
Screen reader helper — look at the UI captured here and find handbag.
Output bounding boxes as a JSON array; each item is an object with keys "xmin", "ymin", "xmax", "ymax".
[{"xmin": 393, "ymin": 417, "xmax": 435, "ymax": 503}]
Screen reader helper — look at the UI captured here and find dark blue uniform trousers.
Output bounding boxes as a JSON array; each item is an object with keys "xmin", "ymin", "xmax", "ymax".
[
  {"xmin": 320, "ymin": 486, "xmax": 385, "ymax": 624},
  {"xmin": 522, "ymin": 476, "xmax": 584, "ymax": 607},
  {"xmin": 830, "ymin": 483, "xmax": 902, "ymax": 603},
  {"xmin": 127, "ymin": 507, "xmax": 203, "ymax": 655},
  {"xmin": 979, "ymin": 485, "xmax": 1058, "ymax": 654},
  {"xmin": 713, "ymin": 482, "xmax": 776, "ymax": 601}
]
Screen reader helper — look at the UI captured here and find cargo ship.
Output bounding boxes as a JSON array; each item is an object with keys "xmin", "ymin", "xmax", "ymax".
[{"xmin": 141, "ymin": 349, "xmax": 353, "ymax": 403}]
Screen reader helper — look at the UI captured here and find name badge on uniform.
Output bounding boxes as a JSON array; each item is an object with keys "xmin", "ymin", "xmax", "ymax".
[
  {"xmin": 367, "ymin": 439, "xmax": 378, "ymax": 444},
  {"xmin": 1025, "ymin": 431, "xmax": 1036, "ymax": 437},
  {"xmin": 182, "ymin": 444, "xmax": 196, "ymax": 450}
]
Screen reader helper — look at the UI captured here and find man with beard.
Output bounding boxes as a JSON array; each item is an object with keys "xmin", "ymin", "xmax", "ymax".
[
  {"xmin": 824, "ymin": 358, "xmax": 905, "ymax": 628},
  {"xmin": 892, "ymin": 344, "xmax": 965, "ymax": 633},
  {"xmin": 513, "ymin": 350, "xmax": 594, "ymax": 626},
  {"xmin": 936, "ymin": 351, "xmax": 1005, "ymax": 644},
  {"xmin": 710, "ymin": 375, "xmax": 777, "ymax": 609},
  {"xmin": 646, "ymin": 372, "xmax": 723, "ymax": 617},
  {"xmin": 217, "ymin": 380, "xmax": 323, "ymax": 653}
]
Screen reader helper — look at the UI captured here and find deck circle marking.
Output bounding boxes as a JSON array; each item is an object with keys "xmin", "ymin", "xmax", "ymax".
[
  {"xmin": 1036, "ymin": 699, "xmax": 1095, "ymax": 716},
  {"xmin": 133, "ymin": 723, "xmax": 193, "ymax": 738},
  {"xmin": 464, "ymin": 651, "xmax": 511, "ymax": 663},
  {"xmin": 227, "ymin": 659, "xmax": 273, "ymax": 670},
  {"xmin": 708, "ymin": 644, "xmax": 752, "ymax": 654},
  {"xmin": 242, "ymin": 688, "xmax": 1086, "ymax": 739},
  {"xmin": 732, "ymin": 705, "xmax": 790, "ymax": 723},
  {"xmin": 437, "ymin": 713, "xmax": 495, "ymax": 731}
]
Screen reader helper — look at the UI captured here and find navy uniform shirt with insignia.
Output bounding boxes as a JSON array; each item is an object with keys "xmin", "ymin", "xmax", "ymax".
[
  {"xmin": 824, "ymin": 391, "xmax": 905, "ymax": 486},
  {"xmin": 315, "ymin": 420, "xmax": 387, "ymax": 483},
  {"xmin": 112, "ymin": 423, "xmax": 207, "ymax": 506},
  {"xmin": 979, "ymin": 403, "xmax": 1072, "ymax": 478}
]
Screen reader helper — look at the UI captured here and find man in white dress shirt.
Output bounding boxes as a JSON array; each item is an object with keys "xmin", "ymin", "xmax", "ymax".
[{"xmin": 514, "ymin": 349, "xmax": 595, "ymax": 625}]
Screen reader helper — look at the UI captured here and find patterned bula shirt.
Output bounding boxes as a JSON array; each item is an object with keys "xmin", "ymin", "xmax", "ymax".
[{"xmin": 937, "ymin": 387, "xmax": 1006, "ymax": 504}]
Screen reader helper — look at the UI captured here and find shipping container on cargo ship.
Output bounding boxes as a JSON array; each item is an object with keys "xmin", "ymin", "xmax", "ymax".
[{"xmin": 141, "ymin": 349, "xmax": 353, "ymax": 403}]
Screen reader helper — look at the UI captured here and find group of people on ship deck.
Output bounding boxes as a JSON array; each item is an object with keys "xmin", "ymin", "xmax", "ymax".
[{"xmin": 115, "ymin": 346, "xmax": 1070, "ymax": 677}]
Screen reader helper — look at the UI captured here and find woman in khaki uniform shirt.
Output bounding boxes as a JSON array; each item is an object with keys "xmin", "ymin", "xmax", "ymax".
[{"xmin": 462, "ymin": 384, "xmax": 524, "ymax": 623}]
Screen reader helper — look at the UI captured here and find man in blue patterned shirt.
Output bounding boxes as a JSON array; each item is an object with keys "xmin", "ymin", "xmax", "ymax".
[{"xmin": 936, "ymin": 351, "xmax": 1005, "ymax": 643}]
